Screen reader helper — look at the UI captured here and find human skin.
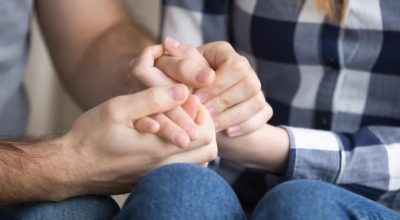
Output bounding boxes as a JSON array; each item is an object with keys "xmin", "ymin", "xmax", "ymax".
[
  {"xmin": 137, "ymin": 39, "xmax": 290, "ymax": 174},
  {"xmin": 133, "ymin": 38, "xmax": 272, "ymax": 145},
  {"xmin": 36, "ymin": 0, "xmax": 264, "ymax": 148},
  {"xmin": 0, "ymin": 84, "xmax": 217, "ymax": 205}
]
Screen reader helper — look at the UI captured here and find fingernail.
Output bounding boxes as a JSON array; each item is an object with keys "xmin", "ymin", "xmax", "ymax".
[
  {"xmin": 196, "ymin": 92, "xmax": 209, "ymax": 103},
  {"xmin": 170, "ymin": 85, "xmax": 186, "ymax": 101},
  {"xmin": 227, "ymin": 126, "xmax": 241, "ymax": 136},
  {"xmin": 165, "ymin": 37, "xmax": 180, "ymax": 49},
  {"xmin": 174, "ymin": 133, "xmax": 189, "ymax": 148},
  {"xmin": 207, "ymin": 107, "xmax": 217, "ymax": 117},
  {"xmin": 195, "ymin": 69, "xmax": 210, "ymax": 84}
]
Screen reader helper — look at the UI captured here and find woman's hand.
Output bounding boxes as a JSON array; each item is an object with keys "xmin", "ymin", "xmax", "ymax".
[{"xmin": 158, "ymin": 38, "xmax": 273, "ymax": 137}]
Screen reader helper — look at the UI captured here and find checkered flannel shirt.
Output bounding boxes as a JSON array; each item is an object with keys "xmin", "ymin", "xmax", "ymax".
[{"xmin": 161, "ymin": 0, "xmax": 400, "ymax": 210}]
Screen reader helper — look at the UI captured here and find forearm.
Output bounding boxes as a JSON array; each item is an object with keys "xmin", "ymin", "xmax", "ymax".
[
  {"xmin": 62, "ymin": 23, "xmax": 154, "ymax": 109},
  {"xmin": 0, "ymin": 138, "xmax": 76, "ymax": 205},
  {"xmin": 217, "ymin": 124, "xmax": 290, "ymax": 174},
  {"xmin": 36, "ymin": 0, "xmax": 154, "ymax": 109}
]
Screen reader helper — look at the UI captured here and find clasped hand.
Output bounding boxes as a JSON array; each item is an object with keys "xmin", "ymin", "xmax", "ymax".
[{"xmin": 130, "ymin": 37, "xmax": 272, "ymax": 148}]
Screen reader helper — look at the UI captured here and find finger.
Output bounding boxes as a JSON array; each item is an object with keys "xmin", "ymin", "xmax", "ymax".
[
  {"xmin": 195, "ymin": 60, "xmax": 254, "ymax": 104},
  {"xmin": 224, "ymin": 104, "xmax": 273, "ymax": 137},
  {"xmin": 204, "ymin": 74, "xmax": 261, "ymax": 117},
  {"xmin": 213, "ymin": 92, "xmax": 267, "ymax": 132},
  {"xmin": 159, "ymin": 140, "xmax": 218, "ymax": 166},
  {"xmin": 195, "ymin": 42, "xmax": 254, "ymax": 103},
  {"xmin": 163, "ymin": 37, "xmax": 210, "ymax": 67},
  {"xmin": 153, "ymin": 113, "xmax": 191, "ymax": 148},
  {"xmin": 130, "ymin": 45, "xmax": 176, "ymax": 87},
  {"xmin": 134, "ymin": 117, "xmax": 160, "ymax": 133},
  {"xmin": 182, "ymin": 95, "xmax": 200, "ymax": 120},
  {"xmin": 115, "ymin": 84, "xmax": 189, "ymax": 120},
  {"xmin": 165, "ymin": 107, "xmax": 199, "ymax": 141},
  {"xmin": 155, "ymin": 55, "xmax": 215, "ymax": 88}
]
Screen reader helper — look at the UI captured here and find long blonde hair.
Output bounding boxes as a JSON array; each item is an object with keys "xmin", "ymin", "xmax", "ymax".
[{"xmin": 316, "ymin": 0, "xmax": 349, "ymax": 22}]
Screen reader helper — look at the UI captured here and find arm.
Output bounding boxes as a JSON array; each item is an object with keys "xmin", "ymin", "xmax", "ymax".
[
  {"xmin": 0, "ymin": 139, "xmax": 71, "ymax": 204},
  {"xmin": 217, "ymin": 124, "xmax": 400, "ymax": 195},
  {"xmin": 36, "ymin": 0, "xmax": 153, "ymax": 109},
  {"xmin": 0, "ymin": 85, "xmax": 217, "ymax": 205}
]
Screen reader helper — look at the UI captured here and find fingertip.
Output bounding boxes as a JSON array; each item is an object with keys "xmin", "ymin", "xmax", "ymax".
[
  {"xmin": 195, "ymin": 68, "xmax": 215, "ymax": 85},
  {"xmin": 169, "ymin": 84, "xmax": 189, "ymax": 102},
  {"xmin": 187, "ymin": 126, "xmax": 199, "ymax": 141},
  {"xmin": 164, "ymin": 37, "xmax": 181, "ymax": 49},
  {"xmin": 147, "ymin": 122, "xmax": 160, "ymax": 133},
  {"xmin": 135, "ymin": 118, "xmax": 160, "ymax": 134},
  {"xmin": 225, "ymin": 126, "xmax": 241, "ymax": 137},
  {"xmin": 174, "ymin": 132, "xmax": 190, "ymax": 148}
]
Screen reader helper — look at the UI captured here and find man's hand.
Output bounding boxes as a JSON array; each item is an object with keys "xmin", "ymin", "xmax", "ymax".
[
  {"xmin": 63, "ymin": 84, "xmax": 217, "ymax": 197},
  {"xmin": 157, "ymin": 38, "xmax": 273, "ymax": 137},
  {"xmin": 0, "ymin": 84, "xmax": 217, "ymax": 204}
]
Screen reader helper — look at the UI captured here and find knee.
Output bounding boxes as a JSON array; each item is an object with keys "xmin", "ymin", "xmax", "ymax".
[
  {"xmin": 120, "ymin": 163, "xmax": 245, "ymax": 220},
  {"xmin": 1, "ymin": 196, "xmax": 119, "ymax": 219},
  {"xmin": 130, "ymin": 163, "xmax": 234, "ymax": 203},
  {"xmin": 252, "ymin": 180, "xmax": 341, "ymax": 219}
]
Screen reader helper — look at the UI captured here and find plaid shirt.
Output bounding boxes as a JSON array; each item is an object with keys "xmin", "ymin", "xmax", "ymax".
[{"xmin": 161, "ymin": 0, "xmax": 400, "ymax": 211}]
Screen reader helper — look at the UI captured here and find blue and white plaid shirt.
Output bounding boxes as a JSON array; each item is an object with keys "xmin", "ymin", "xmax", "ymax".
[{"xmin": 161, "ymin": 0, "xmax": 400, "ymax": 211}]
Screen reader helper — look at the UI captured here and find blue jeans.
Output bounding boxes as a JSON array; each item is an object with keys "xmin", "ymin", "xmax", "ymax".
[{"xmin": 1, "ymin": 164, "xmax": 399, "ymax": 220}]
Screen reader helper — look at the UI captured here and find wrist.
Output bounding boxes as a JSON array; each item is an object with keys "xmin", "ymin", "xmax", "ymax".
[
  {"xmin": 217, "ymin": 124, "xmax": 290, "ymax": 174},
  {"xmin": 37, "ymin": 135, "xmax": 85, "ymax": 201}
]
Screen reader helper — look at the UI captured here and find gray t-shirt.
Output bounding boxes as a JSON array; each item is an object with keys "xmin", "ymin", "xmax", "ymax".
[{"xmin": 0, "ymin": 0, "xmax": 33, "ymax": 137}]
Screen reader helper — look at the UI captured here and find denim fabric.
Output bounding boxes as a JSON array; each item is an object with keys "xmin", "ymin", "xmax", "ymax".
[
  {"xmin": 114, "ymin": 163, "xmax": 246, "ymax": 220},
  {"xmin": 252, "ymin": 180, "xmax": 400, "ymax": 220},
  {"xmin": 2, "ymin": 164, "xmax": 400, "ymax": 219},
  {"xmin": 0, "ymin": 195, "xmax": 119, "ymax": 220}
]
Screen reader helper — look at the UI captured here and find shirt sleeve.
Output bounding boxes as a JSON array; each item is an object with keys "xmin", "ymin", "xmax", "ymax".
[
  {"xmin": 161, "ymin": 0, "xmax": 230, "ymax": 45},
  {"xmin": 284, "ymin": 126, "xmax": 400, "ymax": 193}
]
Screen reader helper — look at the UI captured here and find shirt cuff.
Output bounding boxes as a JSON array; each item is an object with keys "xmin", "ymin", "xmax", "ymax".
[{"xmin": 281, "ymin": 126, "xmax": 342, "ymax": 183}]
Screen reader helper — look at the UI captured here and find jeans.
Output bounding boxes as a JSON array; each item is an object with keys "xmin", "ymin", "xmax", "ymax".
[{"xmin": 1, "ymin": 163, "xmax": 399, "ymax": 220}]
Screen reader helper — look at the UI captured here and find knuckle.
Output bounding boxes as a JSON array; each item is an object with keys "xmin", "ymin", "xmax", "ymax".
[
  {"xmin": 132, "ymin": 64, "xmax": 147, "ymax": 80},
  {"xmin": 150, "ymin": 148, "xmax": 168, "ymax": 161},
  {"xmin": 206, "ymin": 144, "xmax": 218, "ymax": 161},
  {"xmin": 215, "ymin": 95, "xmax": 232, "ymax": 110},
  {"xmin": 181, "ymin": 45, "xmax": 200, "ymax": 59},
  {"xmin": 245, "ymin": 76, "xmax": 262, "ymax": 96},
  {"xmin": 176, "ymin": 59, "xmax": 191, "ymax": 74},
  {"xmin": 228, "ymin": 58, "xmax": 249, "ymax": 79},
  {"xmin": 101, "ymin": 99, "xmax": 122, "ymax": 120},
  {"xmin": 203, "ymin": 132, "xmax": 214, "ymax": 145},
  {"xmin": 251, "ymin": 94, "xmax": 267, "ymax": 113},
  {"xmin": 215, "ymin": 41, "xmax": 233, "ymax": 50},
  {"xmin": 266, "ymin": 103, "xmax": 274, "ymax": 121},
  {"xmin": 145, "ymin": 88, "xmax": 164, "ymax": 108}
]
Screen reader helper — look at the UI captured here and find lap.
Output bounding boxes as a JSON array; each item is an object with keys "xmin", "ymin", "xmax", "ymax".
[
  {"xmin": 252, "ymin": 180, "xmax": 400, "ymax": 220},
  {"xmin": 0, "ymin": 195, "xmax": 119, "ymax": 220}
]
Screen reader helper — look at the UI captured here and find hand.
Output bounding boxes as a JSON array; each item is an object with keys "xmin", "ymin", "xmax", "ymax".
[
  {"xmin": 59, "ymin": 84, "xmax": 217, "ymax": 199},
  {"xmin": 128, "ymin": 45, "xmax": 216, "ymax": 147},
  {"xmin": 216, "ymin": 124, "xmax": 290, "ymax": 174},
  {"xmin": 158, "ymin": 38, "xmax": 273, "ymax": 137}
]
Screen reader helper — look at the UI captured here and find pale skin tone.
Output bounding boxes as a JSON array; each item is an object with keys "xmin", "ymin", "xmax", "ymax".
[
  {"xmin": 1, "ymin": 0, "xmax": 216, "ymax": 204},
  {"xmin": 0, "ymin": 0, "xmax": 290, "ymax": 204},
  {"xmin": 0, "ymin": 84, "xmax": 218, "ymax": 204},
  {"xmin": 137, "ymin": 38, "xmax": 291, "ymax": 175}
]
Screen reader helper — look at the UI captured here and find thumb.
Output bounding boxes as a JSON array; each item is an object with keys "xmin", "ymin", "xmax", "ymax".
[{"xmin": 123, "ymin": 84, "xmax": 189, "ymax": 120}]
